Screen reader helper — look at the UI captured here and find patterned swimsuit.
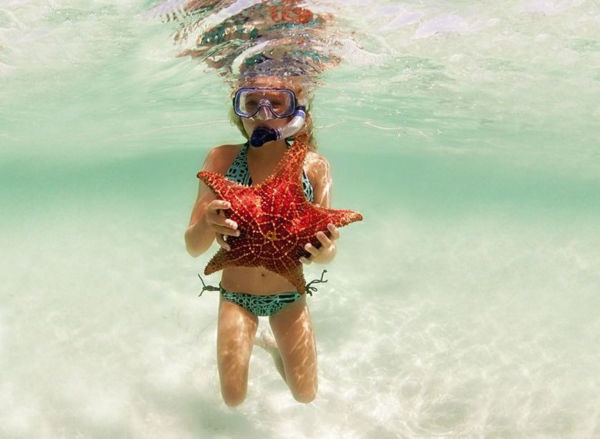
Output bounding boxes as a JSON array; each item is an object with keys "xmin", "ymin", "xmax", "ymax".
[{"xmin": 219, "ymin": 141, "xmax": 314, "ymax": 317}]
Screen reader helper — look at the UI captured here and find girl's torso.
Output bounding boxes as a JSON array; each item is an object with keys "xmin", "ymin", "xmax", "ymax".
[{"xmin": 219, "ymin": 141, "xmax": 315, "ymax": 296}]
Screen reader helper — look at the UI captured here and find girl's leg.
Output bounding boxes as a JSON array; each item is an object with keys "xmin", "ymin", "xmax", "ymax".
[
  {"xmin": 217, "ymin": 295, "xmax": 258, "ymax": 407},
  {"xmin": 268, "ymin": 295, "xmax": 318, "ymax": 403},
  {"xmin": 255, "ymin": 329, "xmax": 286, "ymax": 382}
]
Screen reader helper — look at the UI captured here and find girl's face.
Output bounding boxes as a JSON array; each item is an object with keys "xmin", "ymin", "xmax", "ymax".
[{"xmin": 235, "ymin": 77, "xmax": 303, "ymax": 139}]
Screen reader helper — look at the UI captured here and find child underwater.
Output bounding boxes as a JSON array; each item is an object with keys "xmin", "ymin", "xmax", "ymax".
[{"xmin": 184, "ymin": 74, "xmax": 341, "ymax": 406}]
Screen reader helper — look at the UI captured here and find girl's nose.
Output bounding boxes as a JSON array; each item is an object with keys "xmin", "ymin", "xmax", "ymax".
[{"xmin": 255, "ymin": 105, "xmax": 272, "ymax": 120}]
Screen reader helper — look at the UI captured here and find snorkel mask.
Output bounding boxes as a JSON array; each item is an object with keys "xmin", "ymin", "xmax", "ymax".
[{"xmin": 233, "ymin": 87, "xmax": 307, "ymax": 147}]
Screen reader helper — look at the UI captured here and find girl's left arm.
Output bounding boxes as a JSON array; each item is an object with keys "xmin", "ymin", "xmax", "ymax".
[
  {"xmin": 300, "ymin": 155, "xmax": 339, "ymax": 265},
  {"xmin": 312, "ymin": 154, "xmax": 332, "ymax": 209}
]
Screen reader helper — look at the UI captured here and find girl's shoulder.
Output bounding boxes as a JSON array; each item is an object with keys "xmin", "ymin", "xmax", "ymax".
[
  {"xmin": 203, "ymin": 143, "xmax": 244, "ymax": 174},
  {"xmin": 305, "ymin": 150, "xmax": 331, "ymax": 181}
]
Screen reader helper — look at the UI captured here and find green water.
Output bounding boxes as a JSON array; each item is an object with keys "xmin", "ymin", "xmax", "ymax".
[{"xmin": 1, "ymin": 1, "xmax": 600, "ymax": 438}]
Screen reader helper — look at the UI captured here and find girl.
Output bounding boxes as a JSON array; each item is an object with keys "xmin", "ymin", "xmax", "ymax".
[{"xmin": 185, "ymin": 74, "xmax": 340, "ymax": 406}]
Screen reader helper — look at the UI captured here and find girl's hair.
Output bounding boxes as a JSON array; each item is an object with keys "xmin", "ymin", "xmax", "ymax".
[{"xmin": 228, "ymin": 75, "xmax": 318, "ymax": 151}]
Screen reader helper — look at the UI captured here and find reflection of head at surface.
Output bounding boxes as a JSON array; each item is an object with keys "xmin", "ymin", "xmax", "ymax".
[
  {"xmin": 154, "ymin": 0, "xmax": 341, "ymax": 81},
  {"xmin": 237, "ymin": 52, "xmax": 326, "ymax": 82}
]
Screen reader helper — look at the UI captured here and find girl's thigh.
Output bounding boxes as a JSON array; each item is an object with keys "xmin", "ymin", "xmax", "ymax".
[
  {"xmin": 217, "ymin": 296, "xmax": 258, "ymax": 406},
  {"xmin": 269, "ymin": 295, "xmax": 318, "ymax": 402}
]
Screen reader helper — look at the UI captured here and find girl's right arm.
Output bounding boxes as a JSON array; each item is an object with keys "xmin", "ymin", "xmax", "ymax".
[{"xmin": 184, "ymin": 148, "xmax": 240, "ymax": 257}]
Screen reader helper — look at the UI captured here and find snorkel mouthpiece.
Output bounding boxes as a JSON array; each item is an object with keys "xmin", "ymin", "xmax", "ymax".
[
  {"xmin": 249, "ymin": 106, "xmax": 307, "ymax": 147},
  {"xmin": 250, "ymin": 127, "xmax": 278, "ymax": 147}
]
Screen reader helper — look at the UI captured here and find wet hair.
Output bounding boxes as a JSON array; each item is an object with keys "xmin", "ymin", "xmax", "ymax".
[{"xmin": 228, "ymin": 75, "xmax": 318, "ymax": 151}]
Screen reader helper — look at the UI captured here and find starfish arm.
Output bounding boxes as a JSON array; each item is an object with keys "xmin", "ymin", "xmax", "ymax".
[
  {"xmin": 197, "ymin": 171, "xmax": 262, "ymax": 228},
  {"xmin": 279, "ymin": 263, "xmax": 308, "ymax": 295},
  {"xmin": 290, "ymin": 206, "xmax": 363, "ymax": 258},
  {"xmin": 308, "ymin": 205, "xmax": 363, "ymax": 229},
  {"xmin": 196, "ymin": 171, "xmax": 239, "ymax": 199},
  {"xmin": 204, "ymin": 245, "xmax": 260, "ymax": 275},
  {"xmin": 260, "ymin": 133, "xmax": 309, "ymax": 188},
  {"xmin": 204, "ymin": 248, "xmax": 229, "ymax": 275},
  {"xmin": 267, "ymin": 180, "xmax": 306, "ymax": 219}
]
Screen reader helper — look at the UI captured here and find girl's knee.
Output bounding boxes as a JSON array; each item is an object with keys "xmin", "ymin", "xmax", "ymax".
[
  {"xmin": 218, "ymin": 360, "xmax": 250, "ymax": 407},
  {"xmin": 290, "ymin": 378, "xmax": 318, "ymax": 403},
  {"xmin": 221, "ymin": 382, "xmax": 247, "ymax": 407},
  {"xmin": 292, "ymin": 387, "xmax": 317, "ymax": 404}
]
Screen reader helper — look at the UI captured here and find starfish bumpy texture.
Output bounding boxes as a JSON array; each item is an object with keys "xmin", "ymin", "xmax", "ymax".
[{"xmin": 196, "ymin": 134, "xmax": 363, "ymax": 294}]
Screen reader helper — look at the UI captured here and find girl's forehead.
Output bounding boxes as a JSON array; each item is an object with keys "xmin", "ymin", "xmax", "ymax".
[{"xmin": 241, "ymin": 75, "xmax": 301, "ymax": 90}]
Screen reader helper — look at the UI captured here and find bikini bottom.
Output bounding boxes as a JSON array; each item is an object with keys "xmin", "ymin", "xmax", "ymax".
[{"xmin": 220, "ymin": 285, "xmax": 302, "ymax": 317}]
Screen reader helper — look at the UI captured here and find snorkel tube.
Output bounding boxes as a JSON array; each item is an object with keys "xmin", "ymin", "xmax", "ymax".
[{"xmin": 250, "ymin": 106, "xmax": 307, "ymax": 147}]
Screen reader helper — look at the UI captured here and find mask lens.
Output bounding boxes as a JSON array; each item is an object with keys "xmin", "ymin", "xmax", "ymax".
[{"xmin": 234, "ymin": 88, "xmax": 296, "ymax": 118}]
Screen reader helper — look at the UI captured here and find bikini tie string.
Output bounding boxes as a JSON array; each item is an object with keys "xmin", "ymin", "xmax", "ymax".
[
  {"xmin": 198, "ymin": 269, "xmax": 328, "ymax": 297},
  {"xmin": 197, "ymin": 274, "xmax": 220, "ymax": 297},
  {"xmin": 305, "ymin": 269, "xmax": 328, "ymax": 296}
]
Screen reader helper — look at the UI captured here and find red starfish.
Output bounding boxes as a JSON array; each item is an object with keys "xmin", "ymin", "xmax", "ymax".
[{"xmin": 196, "ymin": 134, "xmax": 363, "ymax": 294}]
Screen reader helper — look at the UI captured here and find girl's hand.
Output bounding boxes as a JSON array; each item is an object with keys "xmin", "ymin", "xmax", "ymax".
[
  {"xmin": 204, "ymin": 200, "xmax": 240, "ymax": 251},
  {"xmin": 300, "ymin": 223, "xmax": 339, "ymax": 265}
]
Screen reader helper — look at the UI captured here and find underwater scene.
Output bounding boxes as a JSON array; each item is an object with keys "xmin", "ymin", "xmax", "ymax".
[{"xmin": 1, "ymin": 0, "xmax": 599, "ymax": 437}]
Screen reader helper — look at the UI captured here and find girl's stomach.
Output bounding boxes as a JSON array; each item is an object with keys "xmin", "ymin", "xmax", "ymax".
[{"xmin": 221, "ymin": 266, "xmax": 298, "ymax": 295}]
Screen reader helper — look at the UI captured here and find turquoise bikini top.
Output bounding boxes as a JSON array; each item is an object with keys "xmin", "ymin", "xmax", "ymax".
[{"xmin": 225, "ymin": 141, "xmax": 314, "ymax": 203}]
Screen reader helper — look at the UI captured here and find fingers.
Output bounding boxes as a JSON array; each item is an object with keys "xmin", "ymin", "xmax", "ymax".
[
  {"xmin": 206, "ymin": 201, "xmax": 238, "ymax": 235},
  {"xmin": 216, "ymin": 233, "xmax": 231, "ymax": 251},
  {"xmin": 208, "ymin": 200, "xmax": 231, "ymax": 212},
  {"xmin": 304, "ymin": 243, "xmax": 319, "ymax": 257},
  {"xmin": 205, "ymin": 200, "xmax": 239, "ymax": 250},
  {"xmin": 213, "ymin": 224, "xmax": 240, "ymax": 237},
  {"xmin": 327, "ymin": 223, "xmax": 340, "ymax": 240},
  {"xmin": 207, "ymin": 213, "xmax": 239, "ymax": 235},
  {"xmin": 301, "ymin": 242, "xmax": 318, "ymax": 265},
  {"xmin": 316, "ymin": 231, "xmax": 332, "ymax": 248},
  {"xmin": 300, "ymin": 225, "xmax": 340, "ymax": 264}
]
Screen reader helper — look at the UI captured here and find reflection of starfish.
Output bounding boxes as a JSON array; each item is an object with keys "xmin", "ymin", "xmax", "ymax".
[{"xmin": 197, "ymin": 134, "xmax": 363, "ymax": 294}]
